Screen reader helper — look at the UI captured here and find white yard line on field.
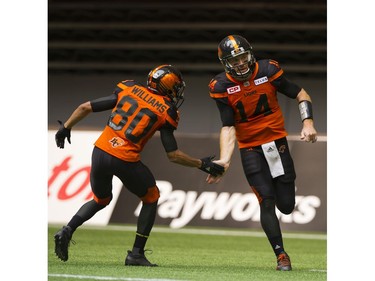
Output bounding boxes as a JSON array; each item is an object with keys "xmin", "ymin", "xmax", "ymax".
[
  {"xmin": 66, "ymin": 224, "xmax": 327, "ymax": 240},
  {"xmin": 48, "ymin": 274, "xmax": 188, "ymax": 281},
  {"xmin": 309, "ymin": 269, "xmax": 327, "ymax": 272}
]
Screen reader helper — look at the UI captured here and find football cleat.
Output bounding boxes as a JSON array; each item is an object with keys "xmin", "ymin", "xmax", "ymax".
[
  {"xmin": 125, "ymin": 250, "xmax": 158, "ymax": 267},
  {"xmin": 54, "ymin": 225, "xmax": 73, "ymax": 262},
  {"xmin": 276, "ymin": 252, "xmax": 292, "ymax": 271}
]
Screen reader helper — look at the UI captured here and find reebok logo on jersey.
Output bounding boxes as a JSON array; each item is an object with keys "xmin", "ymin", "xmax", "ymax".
[
  {"xmin": 227, "ymin": 85, "xmax": 241, "ymax": 94},
  {"xmin": 254, "ymin": 76, "xmax": 268, "ymax": 85}
]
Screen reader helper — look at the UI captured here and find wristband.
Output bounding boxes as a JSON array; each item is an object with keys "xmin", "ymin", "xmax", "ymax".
[{"xmin": 298, "ymin": 100, "xmax": 313, "ymax": 122}]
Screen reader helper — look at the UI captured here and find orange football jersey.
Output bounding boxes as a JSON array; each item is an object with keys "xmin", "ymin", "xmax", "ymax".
[
  {"xmin": 95, "ymin": 80, "xmax": 179, "ymax": 162},
  {"xmin": 209, "ymin": 59, "xmax": 288, "ymax": 148}
]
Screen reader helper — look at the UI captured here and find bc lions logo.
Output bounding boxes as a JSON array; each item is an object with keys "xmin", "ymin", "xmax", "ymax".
[
  {"xmin": 109, "ymin": 137, "xmax": 126, "ymax": 148},
  {"xmin": 278, "ymin": 145, "xmax": 286, "ymax": 153}
]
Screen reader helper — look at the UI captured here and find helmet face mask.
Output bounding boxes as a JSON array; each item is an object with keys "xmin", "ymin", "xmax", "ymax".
[
  {"xmin": 226, "ymin": 52, "xmax": 252, "ymax": 77},
  {"xmin": 218, "ymin": 35, "xmax": 256, "ymax": 80},
  {"xmin": 147, "ymin": 65, "xmax": 186, "ymax": 108}
]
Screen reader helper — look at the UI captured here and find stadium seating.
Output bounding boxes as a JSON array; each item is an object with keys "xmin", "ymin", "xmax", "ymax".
[{"xmin": 48, "ymin": 0, "xmax": 327, "ymax": 78}]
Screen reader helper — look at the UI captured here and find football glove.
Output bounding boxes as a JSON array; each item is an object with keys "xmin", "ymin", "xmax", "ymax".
[
  {"xmin": 198, "ymin": 155, "xmax": 225, "ymax": 177},
  {"xmin": 55, "ymin": 120, "xmax": 71, "ymax": 149}
]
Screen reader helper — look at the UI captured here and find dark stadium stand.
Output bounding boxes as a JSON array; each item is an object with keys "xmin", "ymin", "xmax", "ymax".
[{"xmin": 48, "ymin": 0, "xmax": 327, "ymax": 78}]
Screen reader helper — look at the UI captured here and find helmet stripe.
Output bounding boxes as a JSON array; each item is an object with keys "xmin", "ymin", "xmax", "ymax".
[{"xmin": 228, "ymin": 35, "xmax": 239, "ymax": 51}]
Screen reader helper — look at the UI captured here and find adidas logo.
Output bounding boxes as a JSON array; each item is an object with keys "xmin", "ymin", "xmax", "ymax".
[
  {"xmin": 267, "ymin": 147, "xmax": 274, "ymax": 153},
  {"xmin": 274, "ymin": 245, "xmax": 281, "ymax": 250}
]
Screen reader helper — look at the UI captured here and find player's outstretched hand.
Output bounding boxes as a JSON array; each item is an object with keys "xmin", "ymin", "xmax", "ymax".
[
  {"xmin": 55, "ymin": 120, "xmax": 71, "ymax": 149},
  {"xmin": 198, "ymin": 155, "xmax": 225, "ymax": 177}
]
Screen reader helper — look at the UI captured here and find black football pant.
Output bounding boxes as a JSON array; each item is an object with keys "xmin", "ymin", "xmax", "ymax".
[
  {"xmin": 68, "ymin": 147, "xmax": 158, "ymax": 238},
  {"xmin": 240, "ymin": 137, "xmax": 296, "ymax": 256}
]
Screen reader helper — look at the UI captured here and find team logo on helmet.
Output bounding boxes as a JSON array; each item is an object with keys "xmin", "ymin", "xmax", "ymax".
[
  {"xmin": 218, "ymin": 35, "xmax": 256, "ymax": 80},
  {"xmin": 152, "ymin": 69, "xmax": 165, "ymax": 79}
]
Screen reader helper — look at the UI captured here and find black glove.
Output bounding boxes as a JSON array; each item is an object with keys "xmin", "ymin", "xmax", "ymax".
[
  {"xmin": 55, "ymin": 120, "xmax": 71, "ymax": 149},
  {"xmin": 198, "ymin": 155, "xmax": 225, "ymax": 177}
]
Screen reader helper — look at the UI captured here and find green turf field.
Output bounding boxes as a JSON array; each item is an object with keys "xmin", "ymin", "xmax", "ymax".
[{"xmin": 48, "ymin": 224, "xmax": 326, "ymax": 281}]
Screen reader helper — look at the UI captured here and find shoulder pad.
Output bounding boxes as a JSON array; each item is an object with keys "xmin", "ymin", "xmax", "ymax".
[
  {"xmin": 255, "ymin": 59, "xmax": 283, "ymax": 81},
  {"xmin": 116, "ymin": 80, "xmax": 136, "ymax": 90},
  {"xmin": 121, "ymin": 80, "xmax": 136, "ymax": 87},
  {"xmin": 117, "ymin": 80, "xmax": 147, "ymax": 91},
  {"xmin": 209, "ymin": 72, "xmax": 236, "ymax": 95}
]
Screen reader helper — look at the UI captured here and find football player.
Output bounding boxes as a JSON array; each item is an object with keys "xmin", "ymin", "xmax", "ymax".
[
  {"xmin": 54, "ymin": 65, "xmax": 224, "ymax": 266},
  {"xmin": 207, "ymin": 35, "xmax": 318, "ymax": 271}
]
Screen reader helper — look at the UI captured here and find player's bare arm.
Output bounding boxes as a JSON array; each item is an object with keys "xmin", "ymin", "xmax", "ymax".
[
  {"xmin": 64, "ymin": 101, "xmax": 93, "ymax": 129},
  {"xmin": 166, "ymin": 149, "xmax": 202, "ymax": 168},
  {"xmin": 206, "ymin": 125, "xmax": 236, "ymax": 184}
]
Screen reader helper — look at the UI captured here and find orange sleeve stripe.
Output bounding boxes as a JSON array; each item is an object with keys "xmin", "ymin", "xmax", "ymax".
[
  {"xmin": 117, "ymin": 82, "xmax": 126, "ymax": 90},
  {"xmin": 268, "ymin": 69, "xmax": 284, "ymax": 82},
  {"xmin": 226, "ymin": 73, "xmax": 239, "ymax": 83},
  {"xmin": 166, "ymin": 118, "xmax": 177, "ymax": 125},
  {"xmin": 210, "ymin": 92, "xmax": 227, "ymax": 99},
  {"xmin": 166, "ymin": 115, "xmax": 178, "ymax": 128}
]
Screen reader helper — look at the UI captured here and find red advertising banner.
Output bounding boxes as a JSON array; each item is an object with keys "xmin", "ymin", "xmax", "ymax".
[
  {"xmin": 48, "ymin": 131, "xmax": 123, "ymax": 225},
  {"xmin": 48, "ymin": 131, "xmax": 326, "ymax": 232}
]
